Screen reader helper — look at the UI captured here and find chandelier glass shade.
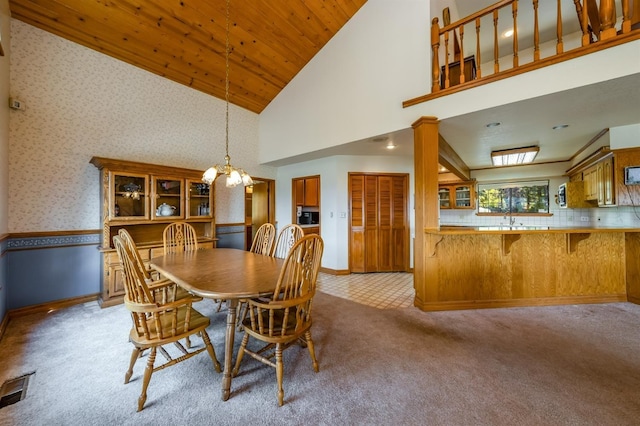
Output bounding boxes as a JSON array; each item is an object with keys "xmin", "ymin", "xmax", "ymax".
[{"xmin": 202, "ymin": 0, "xmax": 253, "ymax": 188}]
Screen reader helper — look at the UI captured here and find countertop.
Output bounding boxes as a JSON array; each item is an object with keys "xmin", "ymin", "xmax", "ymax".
[{"xmin": 433, "ymin": 225, "xmax": 640, "ymax": 235}]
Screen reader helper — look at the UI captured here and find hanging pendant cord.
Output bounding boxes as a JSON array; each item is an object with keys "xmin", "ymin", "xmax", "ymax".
[{"xmin": 224, "ymin": 0, "xmax": 230, "ymax": 159}]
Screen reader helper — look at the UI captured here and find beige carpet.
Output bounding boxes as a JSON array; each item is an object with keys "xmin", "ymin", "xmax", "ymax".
[{"xmin": 1, "ymin": 292, "xmax": 639, "ymax": 425}]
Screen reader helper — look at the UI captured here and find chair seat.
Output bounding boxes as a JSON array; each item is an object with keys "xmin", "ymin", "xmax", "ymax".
[{"xmin": 129, "ymin": 305, "xmax": 211, "ymax": 347}]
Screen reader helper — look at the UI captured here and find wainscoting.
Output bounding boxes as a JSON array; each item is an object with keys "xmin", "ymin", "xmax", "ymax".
[{"xmin": 4, "ymin": 232, "xmax": 101, "ymax": 311}]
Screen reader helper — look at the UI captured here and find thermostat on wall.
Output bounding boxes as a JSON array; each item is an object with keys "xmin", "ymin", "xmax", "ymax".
[{"xmin": 9, "ymin": 98, "xmax": 25, "ymax": 110}]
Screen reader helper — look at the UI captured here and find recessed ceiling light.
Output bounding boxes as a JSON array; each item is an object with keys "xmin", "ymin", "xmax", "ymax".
[
  {"xmin": 502, "ymin": 29, "xmax": 514, "ymax": 38},
  {"xmin": 386, "ymin": 141, "xmax": 396, "ymax": 150},
  {"xmin": 486, "ymin": 122, "xmax": 501, "ymax": 128},
  {"xmin": 552, "ymin": 124, "xmax": 569, "ymax": 130}
]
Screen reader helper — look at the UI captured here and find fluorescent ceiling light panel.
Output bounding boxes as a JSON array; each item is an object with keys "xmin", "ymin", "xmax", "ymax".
[{"xmin": 491, "ymin": 146, "xmax": 539, "ymax": 166}]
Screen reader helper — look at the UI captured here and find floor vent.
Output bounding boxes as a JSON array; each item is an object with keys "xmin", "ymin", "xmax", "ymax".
[{"xmin": 0, "ymin": 372, "xmax": 35, "ymax": 409}]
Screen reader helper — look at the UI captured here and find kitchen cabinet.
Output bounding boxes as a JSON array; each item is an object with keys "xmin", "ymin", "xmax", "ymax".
[
  {"xmin": 567, "ymin": 147, "xmax": 616, "ymax": 207},
  {"xmin": 597, "ymin": 156, "xmax": 615, "ymax": 206},
  {"xmin": 91, "ymin": 157, "xmax": 216, "ymax": 307},
  {"xmin": 583, "ymin": 165, "xmax": 598, "ymax": 201},
  {"xmin": 294, "ymin": 176, "xmax": 319, "ymax": 207},
  {"xmin": 438, "ymin": 182, "xmax": 476, "ymax": 209}
]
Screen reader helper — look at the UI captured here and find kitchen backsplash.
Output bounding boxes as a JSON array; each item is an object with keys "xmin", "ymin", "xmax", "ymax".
[{"xmin": 440, "ymin": 205, "xmax": 640, "ymax": 228}]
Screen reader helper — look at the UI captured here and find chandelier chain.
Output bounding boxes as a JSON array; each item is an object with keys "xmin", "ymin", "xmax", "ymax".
[{"xmin": 225, "ymin": 0, "xmax": 230, "ymax": 158}]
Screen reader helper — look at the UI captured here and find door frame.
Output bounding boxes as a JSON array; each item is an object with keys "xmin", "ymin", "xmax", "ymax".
[{"xmin": 244, "ymin": 177, "xmax": 276, "ymax": 250}]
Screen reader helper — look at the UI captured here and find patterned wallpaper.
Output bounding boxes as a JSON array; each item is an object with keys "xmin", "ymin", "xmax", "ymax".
[{"xmin": 8, "ymin": 19, "xmax": 275, "ymax": 232}]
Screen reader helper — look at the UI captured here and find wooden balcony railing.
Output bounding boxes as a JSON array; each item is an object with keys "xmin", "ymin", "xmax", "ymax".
[{"xmin": 403, "ymin": 0, "xmax": 640, "ymax": 108}]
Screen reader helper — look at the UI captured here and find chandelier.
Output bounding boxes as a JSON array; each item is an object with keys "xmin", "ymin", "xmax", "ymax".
[{"xmin": 202, "ymin": 0, "xmax": 253, "ymax": 188}]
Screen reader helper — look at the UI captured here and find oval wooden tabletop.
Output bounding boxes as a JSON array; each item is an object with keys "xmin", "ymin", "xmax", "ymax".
[{"xmin": 149, "ymin": 248, "xmax": 284, "ymax": 300}]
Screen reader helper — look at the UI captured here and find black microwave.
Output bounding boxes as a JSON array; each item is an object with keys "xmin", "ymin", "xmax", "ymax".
[{"xmin": 299, "ymin": 212, "xmax": 319, "ymax": 225}]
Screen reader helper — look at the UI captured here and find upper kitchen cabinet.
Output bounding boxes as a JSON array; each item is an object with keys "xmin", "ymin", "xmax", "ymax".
[
  {"xmin": 438, "ymin": 181, "xmax": 476, "ymax": 209},
  {"xmin": 566, "ymin": 147, "xmax": 616, "ymax": 207},
  {"xmin": 294, "ymin": 176, "xmax": 320, "ymax": 207}
]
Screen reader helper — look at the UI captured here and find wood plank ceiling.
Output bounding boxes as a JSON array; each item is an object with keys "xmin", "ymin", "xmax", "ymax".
[{"xmin": 9, "ymin": 0, "xmax": 367, "ymax": 113}]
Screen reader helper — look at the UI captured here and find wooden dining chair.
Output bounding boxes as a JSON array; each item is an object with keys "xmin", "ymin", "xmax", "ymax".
[
  {"xmin": 113, "ymin": 235, "xmax": 221, "ymax": 412},
  {"xmin": 249, "ymin": 222, "xmax": 276, "ymax": 256},
  {"xmin": 118, "ymin": 228, "xmax": 199, "ymax": 304},
  {"xmin": 163, "ymin": 221, "xmax": 199, "ymax": 254},
  {"xmin": 271, "ymin": 224, "xmax": 304, "ymax": 259},
  {"xmin": 233, "ymin": 234, "xmax": 324, "ymax": 406}
]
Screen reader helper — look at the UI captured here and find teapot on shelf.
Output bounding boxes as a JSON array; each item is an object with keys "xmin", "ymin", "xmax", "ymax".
[{"xmin": 156, "ymin": 203, "xmax": 176, "ymax": 216}]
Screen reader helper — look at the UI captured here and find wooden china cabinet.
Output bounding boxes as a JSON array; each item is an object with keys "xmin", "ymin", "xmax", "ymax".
[{"xmin": 90, "ymin": 157, "xmax": 216, "ymax": 307}]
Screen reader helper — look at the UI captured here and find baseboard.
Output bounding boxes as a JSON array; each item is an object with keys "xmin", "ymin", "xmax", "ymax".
[
  {"xmin": 319, "ymin": 267, "xmax": 350, "ymax": 275},
  {"xmin": 8, "ymin": 294, "xmax": 100, "ymax": 319},
  {"xmin": 415, "ymin": 294, "xmax": 628, "ymax": 312}
]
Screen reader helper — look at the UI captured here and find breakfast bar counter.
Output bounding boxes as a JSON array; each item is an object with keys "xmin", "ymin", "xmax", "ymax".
[{"xmin": 415, "ymin": 226, "xmax": 640, "ymax": 311}]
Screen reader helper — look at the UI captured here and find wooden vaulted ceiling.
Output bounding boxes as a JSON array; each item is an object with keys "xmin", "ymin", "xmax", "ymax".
[{"xmin": 9, "ymin": 0, "xmax": 367, "ymax": 113}]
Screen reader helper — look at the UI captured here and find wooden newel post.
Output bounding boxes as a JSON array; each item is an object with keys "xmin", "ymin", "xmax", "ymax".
[{"xmin": 431, "ymin": 18, "xmax": 441, "ymax": 93}]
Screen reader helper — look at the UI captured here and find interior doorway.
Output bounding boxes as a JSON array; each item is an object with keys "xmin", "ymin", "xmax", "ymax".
[{"xmin": 244, "ymin": 178, "xmax": 276, "ymax": 250}]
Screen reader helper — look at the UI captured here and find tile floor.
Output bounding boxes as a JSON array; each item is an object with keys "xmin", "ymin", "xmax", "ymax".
[{"xmin": 317, "ymin": 272, "xmax": 414, "ymax": 309}]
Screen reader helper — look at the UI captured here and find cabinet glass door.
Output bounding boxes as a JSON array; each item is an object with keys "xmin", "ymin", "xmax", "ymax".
[
  {"xmin": 438, "ymin": 188, "xmax": 451, "ymax": 208},
  {"xmin": 186, "ymin": 180, "xmax": 212, "ymax": 218},
  {"xmin": 110, "ymin": 172, "xmax": 148, "ymax": 220},
  {"xmin": 152, "ymin": 176, "xmax": 184, "ymax": 220},
  {"xmin": 455, "ymin": 186, "xmax": 471, "ymax": 207}
]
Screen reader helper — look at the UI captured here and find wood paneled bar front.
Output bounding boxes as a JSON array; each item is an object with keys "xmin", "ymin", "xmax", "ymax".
[{"xmin": 415, "ymin": 226, "xmax": 640, "ymax": 311}]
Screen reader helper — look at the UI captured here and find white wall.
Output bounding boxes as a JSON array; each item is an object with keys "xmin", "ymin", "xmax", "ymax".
[
  {"xmin": 0, "ymin": 0, "xmax": 9, "ymax": 236},
  {"xmin": 611, "ymin": 124, "xmax": 640, "ymax": 149},
  {"xmin": 260, "ymin": 0, "xmax": 430, "ymax": 164},
  {"xmin": 9, "ymin": 20, "xmax": 274, "ymax": 232},
  {"xmin": 276, "ymin": 155, "xmax": 415, "ymax": 271}
]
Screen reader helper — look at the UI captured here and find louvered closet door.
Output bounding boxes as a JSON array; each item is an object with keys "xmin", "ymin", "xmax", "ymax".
[
  {"xmin": 349, "ymin": 175, "xmax": 366, "ymax": 272},
  {"xmin": 349, "ymin": 173, "xmax": 408, "ymax": 273}
]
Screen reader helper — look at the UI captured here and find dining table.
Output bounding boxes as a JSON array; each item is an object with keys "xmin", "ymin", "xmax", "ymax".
[{"xmin": 149, "ymin": 248, "xmax": 284, "ymax": 401}]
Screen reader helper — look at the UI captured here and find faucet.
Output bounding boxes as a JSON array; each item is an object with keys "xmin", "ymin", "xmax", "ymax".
[{"xmin": 504, "ymin": 213, "xmax": 516, "ymax": 226}]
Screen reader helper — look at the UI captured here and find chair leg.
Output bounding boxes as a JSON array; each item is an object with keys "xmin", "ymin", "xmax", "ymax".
[
  {"xmin": 232, "ymin": 334, "xmax": 250, "ymax": 376},
  {"xmin": 305, "ymin": 331, "xmax": 319, "ymax": 373},
  {"xmin": 276, "ymin": 344, "xmax": 284, "ymax": 406},
  {"xmin": 236, "ymin": 301, "xmax": 247, "ymax": 331},
  {"xmin": 137, "ymin": 347, "xmax": 156, "ymax": 412},
  {"xmin": 125, "ymin": 347, "xmax": 141, "ymax": 384},
  {"xmin": 201, "ymin": 331, "xmax": 221, "ymax": 373}
]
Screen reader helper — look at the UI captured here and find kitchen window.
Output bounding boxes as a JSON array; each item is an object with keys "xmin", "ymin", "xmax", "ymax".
[{"xmin": 477, "ymin": 180, "xmax": 550, "ymax": 215}]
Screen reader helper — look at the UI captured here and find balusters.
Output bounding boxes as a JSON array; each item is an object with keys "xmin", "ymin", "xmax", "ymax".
[
  {"xmin": 533, "ymin": 0, "xmax": 540, "ymax": 61},
  {"xmin": 493, "ymin": 9, "xmax": 499, "ymax": 74},
  {"xmin": 431, "ymin": 17, "xmax": 440, "ymax": 93},
  {"xmin": 556, "ymin": 0, "xmax": 564, "ymax": 54},
  {"xmin": 444, "ymin": 30, "xmax": 450, "ymax": 88},
  {"xmin": 512, "ymin": 1, "xmax": 518, "ymax": 68},
  {"xmin": 426, "ymin": 0, "xmax": 631, "ymax": 97},
  {"xmin": 475, "ymin": 18, "xmax": 482, "ymax": 79},
  {"xmin": 621, "ymin": 0, "xmax": 630, "ymax": 33},
  {"xmin": 599, "ymin": 0, "xmax": 617, "ymax": 39},
  {"xmin": 459, "ymin": 25, "xmax": 466, "ymax": 83}
]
